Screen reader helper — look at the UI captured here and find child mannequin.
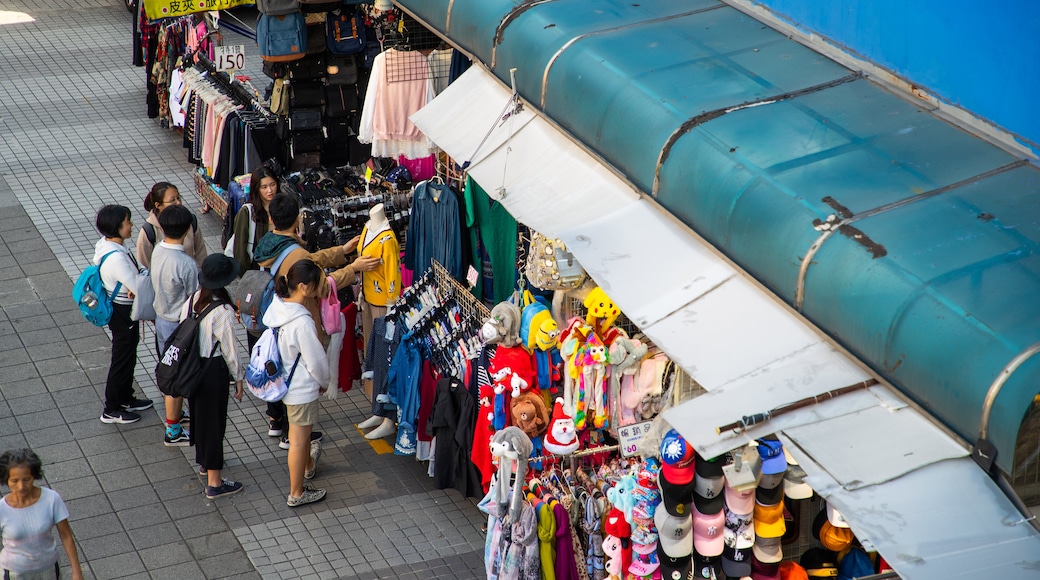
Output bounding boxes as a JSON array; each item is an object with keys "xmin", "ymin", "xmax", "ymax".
[{"xmin": 357, "ymin": 204, "xmax": 402, "ymax": 440}]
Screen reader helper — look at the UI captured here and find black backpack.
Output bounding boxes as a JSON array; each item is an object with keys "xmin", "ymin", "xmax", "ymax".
[{"xmin": 155, "ymin": 301, "xmax": 223, "ymax": 398}]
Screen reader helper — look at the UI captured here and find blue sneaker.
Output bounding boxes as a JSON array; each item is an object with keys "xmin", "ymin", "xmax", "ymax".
[{"xmin": 205, "ymin": 479, "xmax": 243, "ymax": 499}]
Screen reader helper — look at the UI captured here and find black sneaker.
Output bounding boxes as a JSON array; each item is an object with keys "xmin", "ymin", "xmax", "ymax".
[
  {"xmin": 205, "ymin": 479, "xmax": 243, "ymax": 499},
  {"xmin": 164, "ymin": 428, "xmax": 190, "ymax": 447},
  {"xmin": 122, "ymin": 397, "xmax": 154, "ymax": 412},
  {"xmin": 100, "ymin": 409, "xmax": 140, "ymax": 424},
  {"xmin": 180, "ymin": 409, "xmax": 190, "ymax": 424},
  {"xmin": 279, "ymin": 430, "xmax": 323, "ymax": 450},
  {"xmin": 267, "ymin": 416, "xmax": 284, "ymax": 437}
]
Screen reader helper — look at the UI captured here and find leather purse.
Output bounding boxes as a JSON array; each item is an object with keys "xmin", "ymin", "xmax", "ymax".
[
  {"xmin": 289, "ymin": 152, "xmax": 322, "ymax": 171},
  {"xmin": 291, "ymin": 129, "xmax": 325, "ymax": 155},
  {"xmin": 290, "ymin": 82, "xmax": 325, "ymax": 108},
  {"xmin": 326, "ymin": 55, "xmax": 358, "ymax": 85},
  {"xmin": 288, "ymin": 55, "xmax": 327, "ymax": 81},
  {"xmin": 289, "ymin": 108, "xmax": 323, "ymax": 131},
  {"xmin": 305, "ymin": 23, "xmax": 327, "ymax": 55},
  {"xmin": 324, "ymin": 85, "xmax": 359, "ymax": 117}
]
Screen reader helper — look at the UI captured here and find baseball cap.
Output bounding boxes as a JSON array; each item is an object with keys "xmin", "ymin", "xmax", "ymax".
[
  {"xmin": 837, "ymin": 548, "xmax": 874, "ymax": 580},
  {"xmin": 605, "ymin": 507, "xmax": 631, "ymax": 538},
  {"xmin": 752, "ymin": 557, "xmax": 782, "ymax": 580},
  {"xmin": 826, "ymin": 503, "xmax": 850, "ymax": 528},
  {"xmin": 756, "ymin": 477, "xmax": 784, "ymax": 506},
  {"xmin": 631, "ymin": 525, "xmax": 658, "ymax": 546},
  {"xmin": 800, "ymin": 548, "xmax": 838, "ymax": 578},
  {"xmin": 779, "ymin": 561, "xmax": 809, "ymax": 580},
  {"xmin": 721, "ymin": 544, "xmax": 752, "ymax": 579},
  {"xmin": 633, "ymin": 540, "xmax": 658, "ymax": 555},
  {"xmin": 658, "ymin": 543, "xmax": 693, "ymax": 580},
  {"xmin": 661, "ymin": 429, "xmax": 696, "ymax": 485},
  {"xmin": 812, "ymin": 510, "xmax": 853, "ymax": 552},
  {"xmin": 723, "ymin": 507, "xmax": 755, "ymax": 549},
  {"xmin": 629, "ymin": 549, "xmax": 661, "ymax": 577},
  {"xmin": 753, "ymin": 501, "xmax": 786, "ymax": 538},
  {"xmin": 724, "ymin": 477, "xmax": 756, "ymax": 514},
  {"xmin": 757, "ymin": 438, "xmax": 787, "ymax": 476},
  {"xmin": 753, "ymin": 535, "xmax": 783, "ymax": 564},
  {"xmin": 658, "ymin": 470, "xmax": 695, "ymax": 517},
  {"xmin": 655, "ymin": 504, "xmax": 693, "ymax": 558},
  {"xmin": 782, "ymin": 448, "xmax": 814, "ymax": 500},
  {"xmin": 694, "ymin": 457, "xmax": 725, "ymax": 515},
  {"xmin": 692, "ymin": 553, "xmax": 723, "ymax": 580},
  {"xmin": 692, "ymin": 503, "xmax": 725, "ymax": 557}
]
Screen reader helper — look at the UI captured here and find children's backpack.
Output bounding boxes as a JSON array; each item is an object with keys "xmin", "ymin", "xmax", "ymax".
[
  {"xmin": 519, "ymin": 291, "xmax": 557, "ymax": 352},
  {"xmin": 326, "ymin": 8, "xmax": 366, "ymax": 56},
  {"xmin": 256, "ymin": 0, "xmax": 299, "ymax": 16},
  {"xmin": 237, "ymin": 244, "xmax": 299, "ymax": 332},
  {"xmin": 72, "ymin": 251, "xmax": 123, "ymax": 327},
  {"xmin": 257, "ymin": 13, "xmax": 308, "ymax": 63},
  {"xmin": 319, "ymin": 275, "xmax": 343, "ymax": 334},
  {"xmin": 155, "ymin": 302, "xmax": 223, "ymax": 398},
  {"xmin": 245, "ymin": 327, "xmax": 302, "ymax": 402}
]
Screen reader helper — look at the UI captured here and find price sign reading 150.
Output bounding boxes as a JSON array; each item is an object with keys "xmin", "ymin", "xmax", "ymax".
[{"xmin": 216, "ymin": 45, "xmax": 246, "ymax": 72}]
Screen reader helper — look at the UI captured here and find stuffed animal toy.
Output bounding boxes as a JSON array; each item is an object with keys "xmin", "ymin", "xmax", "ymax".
[
  {"xmin": 489, "ymin": 345, "xmax": 537, "ymax": 430},
  {"xmin": 583, "ymin": 286, "xmax": 620, "ymax": 339},
  {"xmin": 606, "ymin": 473, "xmax": 639, "ymax": 524},
  {"xmin": 489, "ymin": 426, "xmax": 533, "ymax": 521},
  {"xmin": 558, "ymin": 317, "xmax": 591, "ymax": 419},
  {"xmin": 543, "ymin": 398, "xmax": 580, "ymax": 455},
  {"xmin": 482, "ymin": 302, "xmax": 523, "ymax": 347},
  {"xmin": 510, "ymin": 391, "xmax": 549, "ymax": 439},
  {"xmin": 578, "ymin": 333, "xmax": 609, "ymax": 429},
  {"xmin": 609, "ymin": 335, "xmax": 648, "ymax": 427}
]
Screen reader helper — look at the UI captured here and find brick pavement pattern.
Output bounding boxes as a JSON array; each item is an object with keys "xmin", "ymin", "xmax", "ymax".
[{"xmin": 0, "ymin": 1, "xmax": 486, "ymax": 578}]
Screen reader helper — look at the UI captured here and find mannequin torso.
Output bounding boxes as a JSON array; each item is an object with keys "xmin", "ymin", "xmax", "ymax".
[{"xmin": 364, "ymin": 204, "xmax": 390, "ymax": 246}]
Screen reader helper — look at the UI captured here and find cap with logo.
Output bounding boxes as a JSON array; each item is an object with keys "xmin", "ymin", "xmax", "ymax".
[
  {"xmin": 724, "ymin": 476, "xmax": 756, "ymax": 515},
  {"xmin": 655, "ymin": 503, "xmax": 693, "ymax": 558},
  {"xmin": 757, "ymin": 438, "xmax": 788, "ymax": 475},
  {"xmin": 756, "ymin": 473, "xmax": 785, "ymax": 506},
  {"xmin": 692, "ymin": 553, "xmax": 723, "ymax": 580},
  {"xmin": 658, "ymin": 543, "xmax": 693, "ymax": 580},
  {"xmin": 629, "ymin": 548, "xmax": 661, "ymax": 577},
  {"xmin": 693, "ymin": 455, "xmax": 725, "ymax": 515},
  {"xmin": 723, "ymin": 507, "xmax": 755, "ymax": 549},
  {"xmin": 658, "ymin": 469, "xmax": 695, "ymax": 517},
  {"xmin": 721, "ymin": 544, "xmax": 753, "ymax": 579},
  {"xmin": 661, "ymin": 429, "xmax": 696, "ymax": 485},
  {"xmin": 800, "ymin": 547, "xmax": 838, "ymax": 578},
  {"xmin": 812, "ymin": 510, "xmax": 853, "ymax": 552},
  {"xmin": 692, "ymin": 503, "xmax": 725, "ymax": 557}
]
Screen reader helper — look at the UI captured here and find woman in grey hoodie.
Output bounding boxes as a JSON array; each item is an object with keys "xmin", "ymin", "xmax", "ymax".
[{"xmin": 262, "ymin": 259, "xmax": 330, "ymax": 507}]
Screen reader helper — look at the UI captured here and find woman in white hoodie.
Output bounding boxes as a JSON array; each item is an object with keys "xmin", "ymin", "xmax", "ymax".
[
  {"xmin": 262, "ymin": 259, "xmax": 330, "ymax": 507},
  {"xmin": 94, "ymin": 205, "xmax": 154, "ymax": 425}
]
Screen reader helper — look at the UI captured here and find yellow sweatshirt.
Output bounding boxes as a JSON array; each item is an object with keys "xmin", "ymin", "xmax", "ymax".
[{"xmin": 359, "ymin": 225, "xmax": 401, "ymax": 306}]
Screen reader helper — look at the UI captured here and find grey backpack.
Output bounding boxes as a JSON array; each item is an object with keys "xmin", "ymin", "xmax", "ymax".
[{"xmin": 256, "ymin": 0, "xmax": 300, "ymax": 16}]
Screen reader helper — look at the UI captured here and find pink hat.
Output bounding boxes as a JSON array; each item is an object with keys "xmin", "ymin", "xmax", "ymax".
[
  {"xmin": 629, "ymin": 550, "xmax": 661, "ymax": 577},
  {"xmin": 724, "ymin": 478, "xmax": 756, "ymax": 515},
  {"xmin": 633, "ymin": 540, "xmax": 659, "ymax": 555},
  {"xmin": 603, "ymin": 535, "xmax": 623, "ymax": 560},
  {"xmin": 692, "ymin": 504, "xmax": 725, "ymax": 557}
]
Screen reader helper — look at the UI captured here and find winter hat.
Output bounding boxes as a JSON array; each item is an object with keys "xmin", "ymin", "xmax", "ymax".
[
  {"xmin": 489, "ymin": 426, "xmax": 533, "ymax": 521},
  {"xmin": 510, "ymin": 391, "xmax": 549, "ymax": 438},
  {"xmin": 543, "ymin": 398, "xmax": 580, "ymax": 455},
  {"xmin": 482, "ymin": 302, "xmax": 522, "ymax": 347},
  {"xmin": 605, "ymin": 507, "xmax": 632, "ymax": 539}
]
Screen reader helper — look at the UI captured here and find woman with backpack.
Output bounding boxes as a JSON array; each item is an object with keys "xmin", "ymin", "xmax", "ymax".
[
  {"xmin": 178, "ymin": 254, "xmax": 246, "ymax": 499},
  {"xmin": 136, "ymin": 182, "xmax": 208, "ymax": 269},
  {"xmin": 262, "ymin": 259, "xmax": 329, "ymax": 507},
  {"xmin": 228, "ymin": 166, "xmax": 278, "ymax": 277}
]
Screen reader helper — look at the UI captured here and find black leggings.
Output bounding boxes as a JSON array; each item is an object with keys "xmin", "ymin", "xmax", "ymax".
[{"xmin": 104, "ymin": 303, "xmax": 139, "ymax": 413}]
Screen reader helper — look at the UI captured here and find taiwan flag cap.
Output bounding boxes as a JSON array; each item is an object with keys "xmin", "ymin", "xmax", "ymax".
[{"xmin": 660, "ymin": 429, "xmax": 696, "ymax": 485}]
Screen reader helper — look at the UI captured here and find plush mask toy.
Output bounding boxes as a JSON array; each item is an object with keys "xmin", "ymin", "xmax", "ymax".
[
  {"xmin": 606, "ymin": 473, "xmax": 639, "ymax": 524},
  {"xmin": 543, "ymin": 398, "xmax": 580, "ymax": 455},
  {"xmin": 583, "ymin": 286, "xmax": 620, "ymax": 337},
  {"xmin": 510, "ymin": 391, "xmax": 549, "ymax": 439},
  {"xmin": 482, "ymin": 302, "xmax": 522, "ymax": 347},
  {"xmin": 489, "ymin": 426, "xmax": 533, "ymax": 521},
  {"xmin": 609, "ymin": 336, "xmax": 648, "ymax": 427}
]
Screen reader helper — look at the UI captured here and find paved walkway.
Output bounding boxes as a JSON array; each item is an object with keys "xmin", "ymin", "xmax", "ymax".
[{"xmin": 0, "ymin": 1, "xmax": 485, "ymax": 578}]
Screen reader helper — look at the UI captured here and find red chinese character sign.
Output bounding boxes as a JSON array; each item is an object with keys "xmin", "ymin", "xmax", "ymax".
[{"xmin": 143, "ymin": 0, "xmax": 255, "ymax": 20}]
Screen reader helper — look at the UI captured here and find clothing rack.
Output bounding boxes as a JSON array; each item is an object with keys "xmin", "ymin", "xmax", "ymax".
[{"xmin": 523, "ymin": 444, "xmax": 620, "ymax": 464}]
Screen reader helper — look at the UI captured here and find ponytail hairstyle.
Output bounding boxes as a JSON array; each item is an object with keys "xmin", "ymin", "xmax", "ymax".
[
  {"xmin": 143, "ymin": 182, "xmax": 178, "ymax": 213},
  {"xmin": 274, "ymin": 259, "xmax": 322, "ymax": 299}
]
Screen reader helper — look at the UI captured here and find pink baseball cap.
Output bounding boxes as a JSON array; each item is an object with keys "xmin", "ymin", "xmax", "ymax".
[
  {"xmin": 724, "ymin": 478, "xmax": 756, "ymax": 515},
  {"xmin": 692, "ymin": 504, "xmax": 725, "ymax": 557}
]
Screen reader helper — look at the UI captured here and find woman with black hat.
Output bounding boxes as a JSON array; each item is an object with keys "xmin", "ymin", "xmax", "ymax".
[{"xmin": 178, "ymin": 254, "xmax": 247, "ymax": 499}]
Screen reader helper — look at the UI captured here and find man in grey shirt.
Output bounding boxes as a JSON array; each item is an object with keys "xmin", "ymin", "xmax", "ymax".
[{"xmin": 151, "ymin": 205, "xmax": 199, "ymax": 447}]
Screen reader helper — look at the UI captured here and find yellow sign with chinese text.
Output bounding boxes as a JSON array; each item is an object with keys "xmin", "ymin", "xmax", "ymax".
[{"xmin": 144, "ymin": 0, "xmax": 255, "ymax": 20}]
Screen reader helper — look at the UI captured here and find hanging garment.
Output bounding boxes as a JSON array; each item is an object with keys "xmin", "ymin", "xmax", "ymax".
[
  {"xmin": 465, "ymin": 177, "xmax": 519, "ymax": 304},
  {"xmin": 428, "ymin": 376, "xmax": 482, "ymax": 498},
  {"xmin": 387, "ymin": 335, "xmax": 422, "ymax": 456},
  {"xmin": 404, "ymin": 180, "xmax": 464, "ymax": 278},
  {"xmin": 338, "ymin": 302, "xmax": 361, "ymax": 392},
  {"xmin": 357, "ymin": 48, "xmax": 433, "ymax": 158}
]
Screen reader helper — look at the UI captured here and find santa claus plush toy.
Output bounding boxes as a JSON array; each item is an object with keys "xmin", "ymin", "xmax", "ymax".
[{"xmin": 544, "ymin": 398, "xmax": 580, "ymax": 455}]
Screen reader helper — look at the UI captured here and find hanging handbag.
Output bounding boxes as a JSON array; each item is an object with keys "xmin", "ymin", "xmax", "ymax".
[
  {"xmin": 291, "ymin": 129, "xmax": 325, "ymax": 154},
  {"xmin": 263, "ymin": 60, "xmax": 288, "ymax": 79},
  {"xmin": 289, "ymin": 107, "xmax": 323, "ymax": 131},
  {"xmin": 290, "ymin": 82, "xmax": 325, "ymax": 108},
  {"xmin": 326, "ymin": 55, "xmax": 358, "ymax": 85},
  {"xmin": 270, "ymin": 78, "xmax": 290, "ymax": 116},
  {"xmin": 525, "ymin": 232, "xmax": 586, "ymax": 290},
  {"xmin": 287, "ymin": 54, "xmax": 327, "ymax": 80},
  {"xmin": 324, "ymin": 85, "xmax": 359, "ymax": 117},
  {"xmin": 305, "ymin": 23, "xmax": 327, "ymax": 55},
  {"xmin": 320, "ymin": 276, "xmax": 344, "ymax": 334},
  {"xmin": 289, "ymin": 152, "xmax": 322, "ymax": 171}
]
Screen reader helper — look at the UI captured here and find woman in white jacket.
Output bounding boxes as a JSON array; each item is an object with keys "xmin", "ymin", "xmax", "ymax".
[{"xmin": 262, "ymin": 259, "xmax": 330, "ymax": 507}]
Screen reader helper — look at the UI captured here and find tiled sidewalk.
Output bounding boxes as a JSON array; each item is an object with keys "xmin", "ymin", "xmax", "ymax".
[{"xmin": 0, "ymin": 1, "xmax": 485, "ymax": 578}]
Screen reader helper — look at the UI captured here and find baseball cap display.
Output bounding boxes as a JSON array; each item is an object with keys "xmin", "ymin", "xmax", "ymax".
[
  {"xmin": 661, "ymin": 429, "xmax": 696, "ymax": 485},
  {"xmin": 658, "ymin": 470, "xmax": 695, "ymax": 517},
  {"xmin": 753, "ymin": 500, "xmax": 786, "ymax": 538},
  {"xmin": 757, "ymin": 438, "xmax": 788, "ymax": 475},
  {"xmin": 692, "ymin": 553, "xmax": 723, "ymax": 580},
  {"xmin": 692, "ymin": 503, "xmax": 725, "ymax": 557},
  {"xmin": 800, "ymin": 548, "xmax": 838, "ymax": 578},
  {"xmin": 724, "ymin": 476, "xmax": 756, "ymax": 514},
  {"xmin": 756, "ymin": 475, "xmax": 784, "ymax": 506},
  {"xmin": 629, "ymin": 549, "xmax": 661, "ymax": 577},
  {"xmin": 723, "ymin": 507, "xmax": 755, "ymax": 549},
  {"xmin": 782, "ymin": 448, "xmax": 814, "ymax": 500},
  {"xmin": 694, "ymin": 456, "xmax": 725, "ymax": 515},
  {"xmin": 632, "ymin": 539, "xmax": 658, "ymax": 555},
  {"xmin": 655, "ymin": 504, "xmax": 693, "ymax": 558},
  {"xmin": 837, "ymin": 548, "xmax": 874, "ymax": 580},
  {"xmin": 752, "ymin": 535, "xmax": 783, "ymax": 564},
  {"xmin": 721, "ymin": 544, "xmax": 753, "ymax": 578}
]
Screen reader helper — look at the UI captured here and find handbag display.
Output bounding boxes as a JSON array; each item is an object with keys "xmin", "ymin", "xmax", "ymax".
[
  {"xmin": 291, "ymin": 129, "xmax": 325, "ymax": 154},
  {"xmin": 324, "ymin": 85, "xmax": 359, "ymax": 117},
  {"xmin": 525, "ymin": 232, "xmax": 586, "ymax": 290},
  {"xmin": 289, "ymin": 151, "xmax": 322, "ymax": 171},
  {"xmin": 289, "ymin": 107, "xmax": 322, "ymax": 131},
  {"xmin": 326, "ymin": 55, "xmax": 358, "ymax": 85},
  {"xmin": 270, "ymin": 78, "xmax": 290, "ymax": 116},
  {"xmin": 290, "ymin": 82, "xmax": 325, "ymax": 108},
  {"xmin": 305, "ymin": 23, "xmax": 327, "ymax": 55},
  {"xmin": 288, "ymin": 54, "xmax": 327, "ymax": 80}
]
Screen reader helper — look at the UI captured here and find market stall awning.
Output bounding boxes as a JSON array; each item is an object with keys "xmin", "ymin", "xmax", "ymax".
[
  {"xmin": 398, "ymin": 0, "xmax": 1040, "ymax": 480},
  {"xmin": 411, "ymin": 62, "xmax": 1040, "ymax": 580}
]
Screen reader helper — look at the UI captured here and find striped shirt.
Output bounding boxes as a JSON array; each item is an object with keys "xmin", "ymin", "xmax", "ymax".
[{"xmin": 179, "ymin": 293, "xmax": 245, "ymax": 381}]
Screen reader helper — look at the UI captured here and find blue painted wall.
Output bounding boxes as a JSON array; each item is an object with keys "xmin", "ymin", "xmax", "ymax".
[{"xmin": 750, "ymin": 0, "xmax": 1040, "ymax": 150}]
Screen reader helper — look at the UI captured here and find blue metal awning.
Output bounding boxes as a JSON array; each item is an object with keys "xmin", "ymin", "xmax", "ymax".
[{"xmin": 398, "ymin": 0, "xmax": 1040, "ymax": 474}]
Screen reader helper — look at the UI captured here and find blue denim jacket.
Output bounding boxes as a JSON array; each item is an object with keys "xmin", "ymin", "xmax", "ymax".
[{"xmin": 404, "ymin": 180, "xmax": 464, "ymax": 278}]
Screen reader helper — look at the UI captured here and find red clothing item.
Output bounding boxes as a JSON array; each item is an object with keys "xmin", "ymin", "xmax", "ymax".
[
  {"xmin": 473, "ymin": 382, "xmax": 497, "ymax": 491},
  {"xmin": 338, "ymin": 303, "xmax": 361, "ymax": 392},
  {"xmin": 416, "ymin": 361, "xmax": 438, "ymax": 442}
]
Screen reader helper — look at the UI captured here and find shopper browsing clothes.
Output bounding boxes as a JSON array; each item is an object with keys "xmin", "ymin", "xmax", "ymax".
[
  {"xmin": 262, "ymin": 259, "xmax": 330, "ymax": 507},
  {"xmin": 228, "ymin": 165, "xmax": 278, "ymax": 277},
  {"xmin": 179, "ymin": 255, "xmax": 247, "ymax": 499},
  {"xmin": 136, "ymin": 181, "xmax": 207, "ymax": 269},
  {"xmin": 0, "ymin": 449, "xmax": 84, "ymax": 580},
  {"xmin": 150, "ymin": 205, "xmax": 199, "ymax": 447},
  {"xmin": 94, "ymin": 205, "xmax": 154, "ymax": 425}
]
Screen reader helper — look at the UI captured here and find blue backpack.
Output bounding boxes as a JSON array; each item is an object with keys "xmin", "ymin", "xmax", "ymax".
[
  {"xmin": 72, "ymin": 251, "xmax": 123, "ymax": 327},
  {"xmin": 257, "ymin": 13, "xmax": 307, "ymax": 63},
  {"xmin": 237, "ymin": 244, "xmax": 298, "ymax": 332},
  {"xmin": 327, "ymin": 8, "xmax": 366, "ymax": 56}
]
